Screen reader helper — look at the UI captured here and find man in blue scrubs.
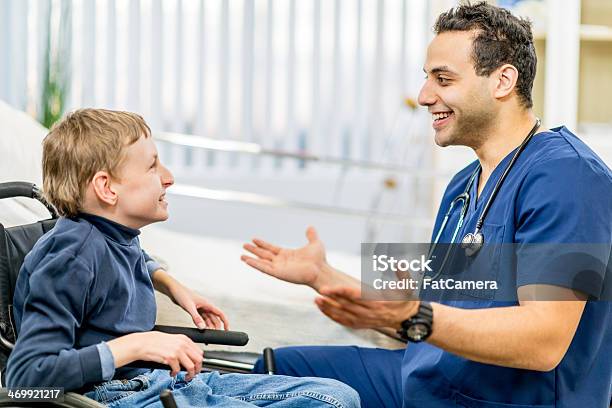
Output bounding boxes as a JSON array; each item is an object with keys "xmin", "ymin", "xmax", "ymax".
[{"xmin": 242, "ymin": 3, "xmax": 611, "ymax": 407}]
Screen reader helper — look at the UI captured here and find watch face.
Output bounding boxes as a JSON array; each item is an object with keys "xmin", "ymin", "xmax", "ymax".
[{"xmin": 407, "ymin": 323, "xmax": 429, "ymax": 341}]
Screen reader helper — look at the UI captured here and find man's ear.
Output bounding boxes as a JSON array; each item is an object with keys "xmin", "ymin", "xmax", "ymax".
[
  {"xmin": 91, "ymin": 171, "xmax": 117, "ymax": 206},
  {"xmin": 493, "ymin": 64, "xmax": 519, "ymax": 100}
]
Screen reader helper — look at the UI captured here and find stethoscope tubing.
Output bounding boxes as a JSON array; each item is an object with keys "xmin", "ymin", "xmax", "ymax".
[
  {"xmin": 473, "ymin": 118, "xmax": 542, "ymax": 234},
  {"xmin": 425, "ymin": 118, "xmax": 541, "ymax": 281}
]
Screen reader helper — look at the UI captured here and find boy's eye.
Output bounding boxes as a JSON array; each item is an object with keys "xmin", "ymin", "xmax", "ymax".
[{"xmin": 437, "ymin": 77, "xmax": 449, "ymax": 85}]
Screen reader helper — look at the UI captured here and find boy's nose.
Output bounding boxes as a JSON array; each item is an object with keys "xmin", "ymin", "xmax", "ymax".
[{"xmin": 161, "ymin": 164, "xmax": 174, "ymax": 187}]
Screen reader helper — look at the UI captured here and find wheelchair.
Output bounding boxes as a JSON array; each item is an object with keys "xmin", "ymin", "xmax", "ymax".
[{"xmin": 0, "ymin": 181, "xmax": 275, "ymax": 407}]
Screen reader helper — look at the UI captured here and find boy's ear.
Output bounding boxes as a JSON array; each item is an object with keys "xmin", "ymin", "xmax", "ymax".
[{"xmin": 91, "ymin": 171, "xmax": 118, "ymax": 206}]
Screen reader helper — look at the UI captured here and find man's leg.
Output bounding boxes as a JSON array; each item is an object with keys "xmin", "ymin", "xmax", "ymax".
[{"xmin": 253, "ymin": 346, "xmax": 404, "ymax": 408}]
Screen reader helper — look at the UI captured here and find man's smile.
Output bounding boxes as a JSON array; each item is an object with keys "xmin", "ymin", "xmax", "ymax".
[{"xmin": 431, "ymin": 110, "xmax": 454, "ymax": 130}]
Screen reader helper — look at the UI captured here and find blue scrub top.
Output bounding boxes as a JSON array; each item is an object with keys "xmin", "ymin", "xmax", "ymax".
[{"xmin": 401, "ymin": 127, "xmax": 612, "ymax": 407}]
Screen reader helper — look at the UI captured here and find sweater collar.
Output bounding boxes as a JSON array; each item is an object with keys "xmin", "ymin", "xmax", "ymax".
[{"xmin": 78, "ymin": 213, "xmax": 140, "ymax": 244}]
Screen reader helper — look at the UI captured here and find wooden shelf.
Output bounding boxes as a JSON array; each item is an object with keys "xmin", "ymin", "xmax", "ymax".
[
  {"xmin": 580, "ymin": 24, "xmax": 612, "ymax": 41},
  {"xmin": 505, "ymin": 0, "xmax": 611, "ymax": 126},
  {"xmin": 534, "ymin": 24, "xmax": 612, "ymax": 42}
]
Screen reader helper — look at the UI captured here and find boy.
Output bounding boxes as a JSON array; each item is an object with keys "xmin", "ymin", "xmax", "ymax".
[{"xmin": 5, "ymin": 109, "xmax": 359, "ymax": 408}]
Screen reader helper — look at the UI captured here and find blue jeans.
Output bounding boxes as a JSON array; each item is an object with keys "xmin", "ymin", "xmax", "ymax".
[{"xmin": 84, "ymin": 370, "xmax": 360, "ymax": 408}]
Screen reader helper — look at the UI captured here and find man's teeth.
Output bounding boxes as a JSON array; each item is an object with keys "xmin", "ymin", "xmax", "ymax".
[{"xmin": 433, "ymin": 112, "xmax": 452, "ymax": 121}]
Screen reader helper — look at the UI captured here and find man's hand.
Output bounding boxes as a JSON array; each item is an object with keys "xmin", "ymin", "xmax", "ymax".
[
  {"xmin": 315, "ymin": 286, "xmax": 420, "ymax": 330},
  {"xmin": 107, "ymin": 331, "xmax": 204, "ymax": 381},
  {"xmin": 241, "ymin": 227, "xmax": 331, "ymax": 289}
]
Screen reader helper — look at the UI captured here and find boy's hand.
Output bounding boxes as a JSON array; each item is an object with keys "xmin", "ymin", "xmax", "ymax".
[
  {"xmin": 174, "ymin": 289, "xmax": 230, "ymax": 331},
  {"xmin": 152, "ymin": 270, "xmax": 230, "ymax": 330},
  {"xmin": 140, "ymin": 332, "xmax": 203, "ymax": 380},
  {"xmin": 107, "ymin": 331, "xmax": 204, "ymax": 381}
]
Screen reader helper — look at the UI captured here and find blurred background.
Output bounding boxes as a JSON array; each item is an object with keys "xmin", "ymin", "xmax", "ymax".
[{"xmin": 0, "ymin": 0, "xmax": 610, "ymax": 253}]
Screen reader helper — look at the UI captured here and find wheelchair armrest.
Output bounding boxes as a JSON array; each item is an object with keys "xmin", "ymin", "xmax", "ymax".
[
  {"xmin": 127, "ymin": 325, "xmax": 249, "ymax": 371},
  {"xmin": 153, "ymin": 325, "xmax": 248, "ymax": 346}
]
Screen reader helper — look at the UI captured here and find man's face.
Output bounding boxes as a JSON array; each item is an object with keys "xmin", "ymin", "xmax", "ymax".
[
  {"xmin": 418, "ymin": 30, "xmax": 497, "ymax": 148},
  {"xmin": 113, "ymin": 135, "xmax": 174, "ymax": 229}
]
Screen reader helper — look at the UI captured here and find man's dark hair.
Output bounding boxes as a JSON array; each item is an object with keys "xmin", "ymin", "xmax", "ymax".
[{"xmin": 434, "ymin": 1, "xmax": 537, "ymax": 109}]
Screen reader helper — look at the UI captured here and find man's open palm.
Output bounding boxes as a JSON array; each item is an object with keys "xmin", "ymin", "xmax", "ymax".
[{"xmin": 241, "ymin": 226, "xmax": 327, "ymax": 288}]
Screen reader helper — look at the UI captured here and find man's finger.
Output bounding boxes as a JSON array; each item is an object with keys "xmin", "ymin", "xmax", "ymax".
[
  {"xmin": 252, "ymin": 238, "xmax": 281, "ymax": 255},
  {"xmin": 315, "ymin": 298, "xmax": 343, "ymax": 322},
  {"xmin": 320, "ymin": 286, "xmax": 362, "ymax": 300},
  {"xmin": 306, "ymin": 226, "xmax": 319, "ymax": 243},
  {"xmin": 240, "ymin": 256, "xmax": 276, "ymax": 276},
  {"xmin": 321, "ymin": 288, "xmax": 370, "ymax": 309},
  {"xmin": 316, "ymin": 295, "xmax": 344, "ymax": 310},
  {"xmin": 243, "ymin": 243, "xmax": 275, "ymax": 261},
  {"xmin": 318, "ymin": 292, "xmax": 378, "ymax": 323},
  {"xmin": 316, "ymin": 298, "xmax": 359, "ymax": 327},
  {"xmin": 326, "ymin": 294, "xmax": 373, "ymax": 317},
  {"xmin": 316, "ymin": 296, "xmax": 355, "ymax": 319}
]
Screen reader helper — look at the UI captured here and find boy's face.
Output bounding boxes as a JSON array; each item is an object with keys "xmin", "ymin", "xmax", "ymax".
[{"xmin": 113, "ymin": 134, "xmax": 174, "ymax": 229}]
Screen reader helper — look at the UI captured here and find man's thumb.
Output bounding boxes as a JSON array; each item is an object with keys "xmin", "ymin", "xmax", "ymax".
[{"xmin": 306, "ymin": 226, "xmax": 319, "ymax": 243}]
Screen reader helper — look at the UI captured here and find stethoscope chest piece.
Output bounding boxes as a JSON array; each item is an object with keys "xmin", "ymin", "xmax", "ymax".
[{"xmin": 461, "ymin": 231, "xmax": 484, "ymax": 257}]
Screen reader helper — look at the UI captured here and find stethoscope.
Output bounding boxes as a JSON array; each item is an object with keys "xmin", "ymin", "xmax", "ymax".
[{"xmin": 426, "ymin": 118, "xmax": 541, "ymax": 279}]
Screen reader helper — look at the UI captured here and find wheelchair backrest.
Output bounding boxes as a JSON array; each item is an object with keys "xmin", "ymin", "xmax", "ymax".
[
  {"xmin": 0, "ymin": 182, "xmax": 57, "ymax": 385},
  {"xmin": 0, "ymin": 219, "xmax": 57, "ymax": 344}
]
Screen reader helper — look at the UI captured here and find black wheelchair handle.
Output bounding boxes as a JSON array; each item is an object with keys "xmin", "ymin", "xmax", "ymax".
[
  {"xmin": 127, "ymin": 326, "xmax": 249, "ymax": 371},
  {"xmin": 127, "ymin": 360, "xmax": 170, "ymax": 370},
  {"xmin": 0, "ymin": 181, "xmax": 58, "ymax": 217},
  {"xmin": 154, "ymin": 325, "xmax": 249, "ymax": 346},
  {"xmin": 0, "ymin": 182, "xmax": 37, "ymax": 200}
]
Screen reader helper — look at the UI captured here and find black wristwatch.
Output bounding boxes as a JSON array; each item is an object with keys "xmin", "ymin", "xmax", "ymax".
[{"xmin": 397, "ymin": 301, "xmax": 433, "ymax": 343}]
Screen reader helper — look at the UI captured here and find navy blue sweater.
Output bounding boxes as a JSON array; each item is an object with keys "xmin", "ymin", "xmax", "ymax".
[{"xmin": 6, "ymin": 214, "xmax": 157, "ymax": 390}]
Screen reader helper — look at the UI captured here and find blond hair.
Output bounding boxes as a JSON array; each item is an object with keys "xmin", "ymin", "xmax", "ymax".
[{"xmin": 42, "ymin": 108, "xmax": 151, "ymax": 217}]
